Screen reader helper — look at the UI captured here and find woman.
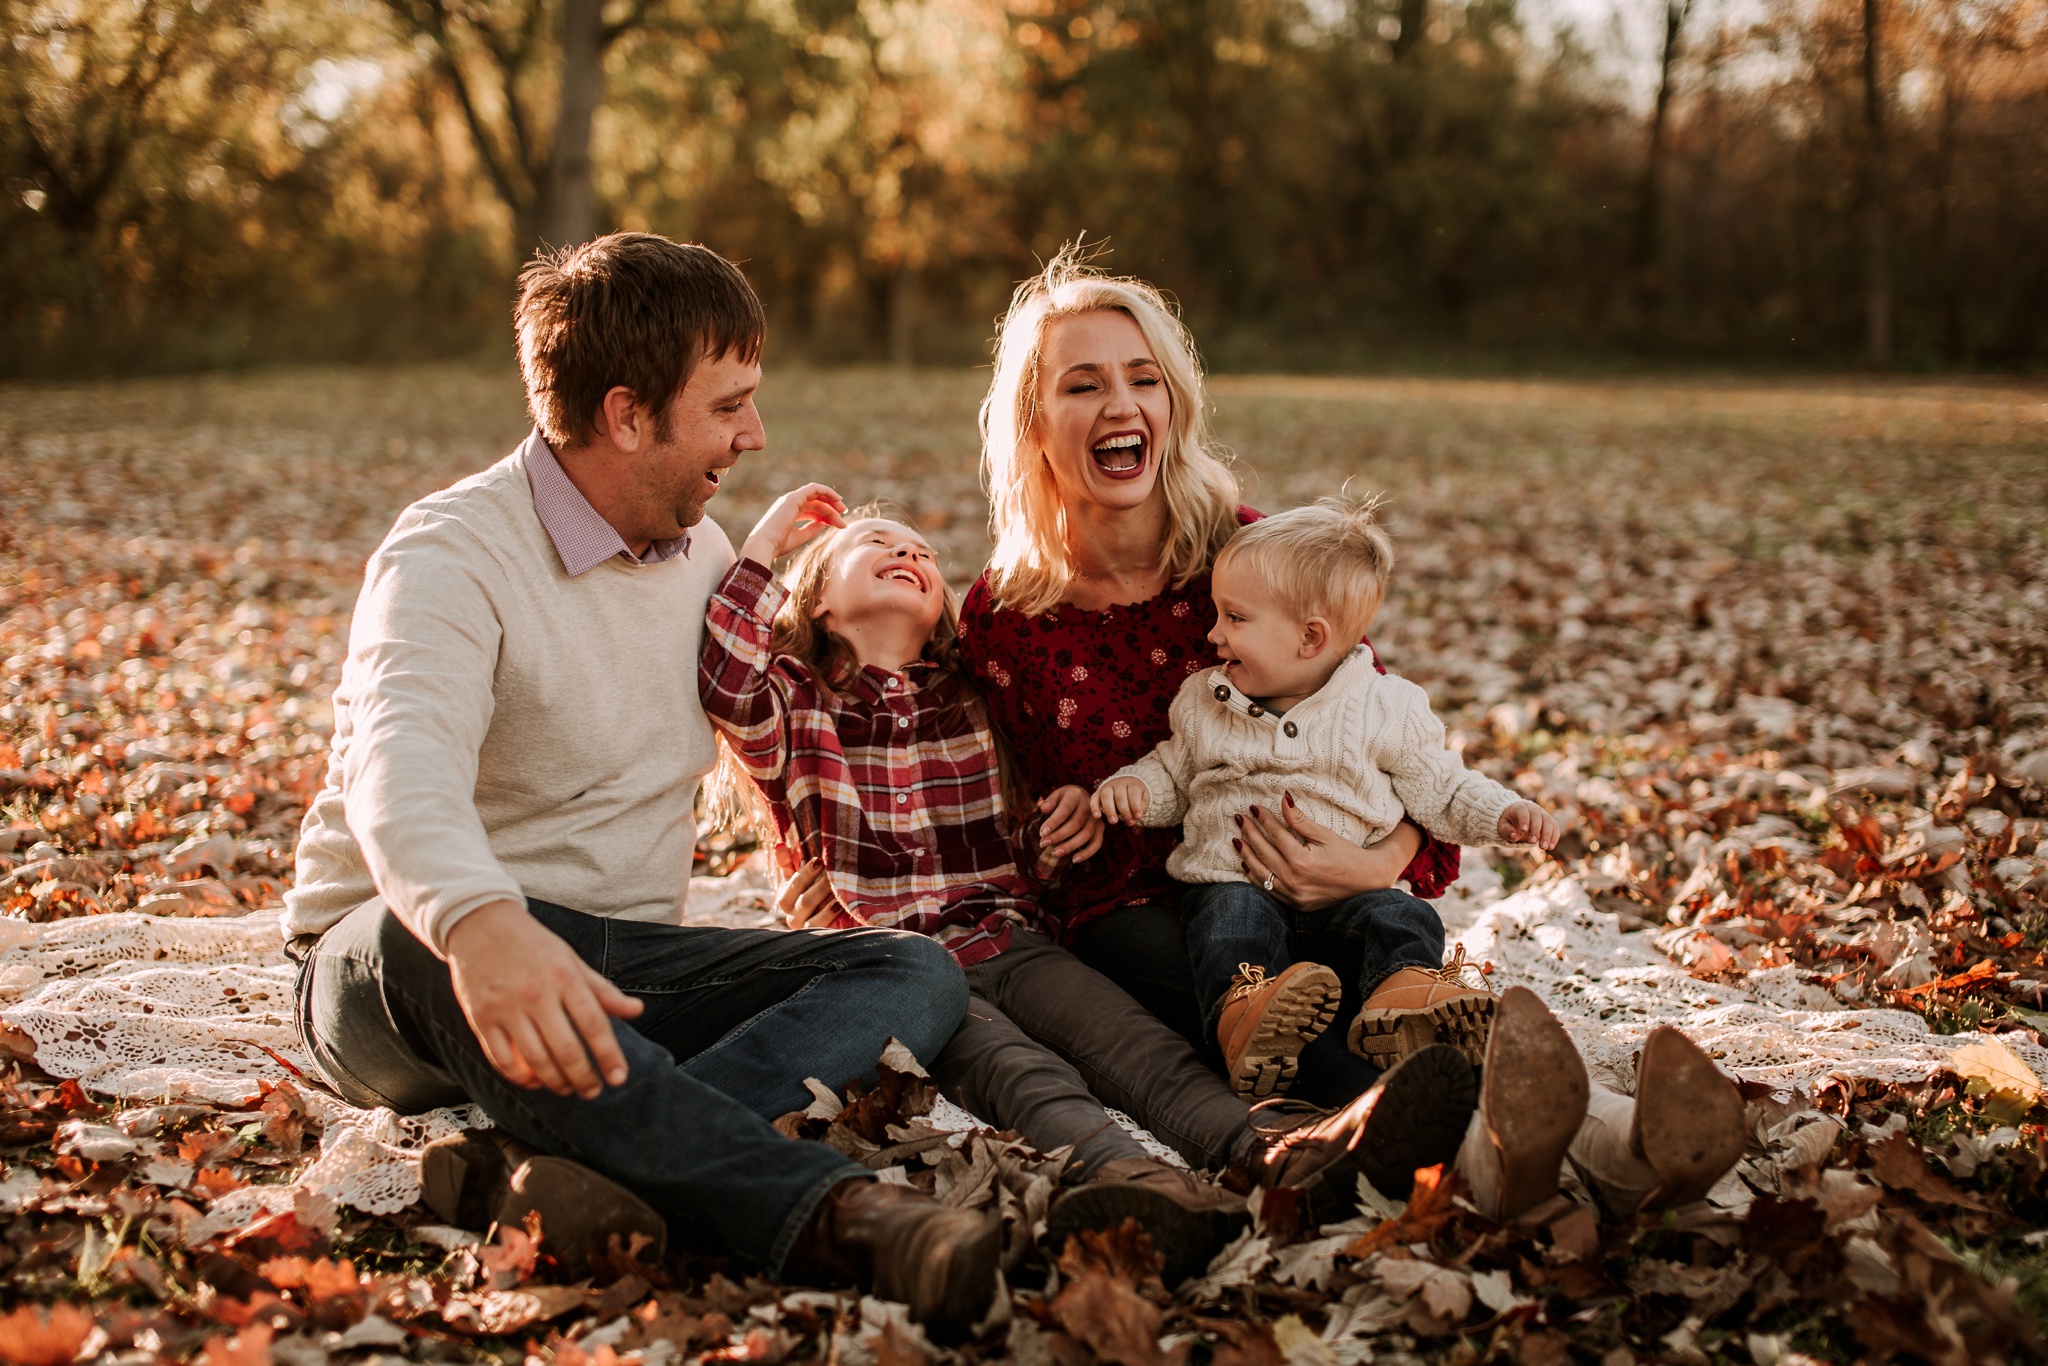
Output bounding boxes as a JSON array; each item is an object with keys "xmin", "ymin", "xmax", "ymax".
[{"xmin": 954, "ymin": 250, "xmax": 1461, "ymax": 1102}]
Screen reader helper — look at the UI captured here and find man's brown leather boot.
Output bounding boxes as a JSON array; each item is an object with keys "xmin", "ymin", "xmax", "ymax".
[
  {"xmin": 783, "ymin": 1179, "xmax": 1001, "ymax": 1339},
  {"xmin": 418, "ymin": 1129, "xmax": 668, "ymax": 1278},
  {"xmin": 1230, "ymin": 1043, "xmax": 1476, "ymax": 1227},
  {"xmin": 1044, "ymin": 1156, "xmax": 1249, "ymax": 1286}
]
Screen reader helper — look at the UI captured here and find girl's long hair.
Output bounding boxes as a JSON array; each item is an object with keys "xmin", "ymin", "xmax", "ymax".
[
  {"xmin": 980, "ymin": 241, "xmax": 1241, "ymax": 617},
  {"xmin": 702, "ymin": 504, "xmax": 1030, "ymax": 839}
]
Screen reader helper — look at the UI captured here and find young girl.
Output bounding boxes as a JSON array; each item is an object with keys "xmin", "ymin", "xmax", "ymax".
[{"xmin": 697, "ymin": 485, "xmax": 1480, "ymax": 1283}]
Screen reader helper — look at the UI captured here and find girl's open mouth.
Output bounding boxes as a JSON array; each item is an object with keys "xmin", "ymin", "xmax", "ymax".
[
  {"xmin": 1090, "ymin": 432, "xmax": 1147, "ymax": 479},
  {"xmin": 878, "ymin": 564, "xmax": 928, "ymax": 592}
]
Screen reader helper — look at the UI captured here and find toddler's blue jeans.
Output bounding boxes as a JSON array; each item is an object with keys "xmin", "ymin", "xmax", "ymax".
[{"xmin": 1182, "ymin": 881, "xmax": 1447, "ymax": 1096}]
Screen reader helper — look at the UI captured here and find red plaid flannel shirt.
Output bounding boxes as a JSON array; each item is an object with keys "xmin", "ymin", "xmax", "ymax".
[{"xmin": 699, "ymin": 558, "xmax": 1044, "ymax": 966}]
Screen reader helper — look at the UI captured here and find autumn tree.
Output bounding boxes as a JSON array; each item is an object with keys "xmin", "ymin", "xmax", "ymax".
[{"xmin": 383, "ymin": 0, "xmax": 660, "ymax": 251}]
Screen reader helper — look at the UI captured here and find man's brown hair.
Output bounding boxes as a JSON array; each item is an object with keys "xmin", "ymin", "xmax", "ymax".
[{"xmin": 515, "ymin": 233, "xmax": 766, "ymax": 448}]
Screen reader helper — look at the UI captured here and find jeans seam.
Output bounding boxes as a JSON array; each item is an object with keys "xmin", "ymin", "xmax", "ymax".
[
  {"xmin": 688, "ymin": 972, "xmax": 829, "ymax": 1059},
  {"xmin": 615, "ymin": 961, "xmax": 845, "ymax": 995}
]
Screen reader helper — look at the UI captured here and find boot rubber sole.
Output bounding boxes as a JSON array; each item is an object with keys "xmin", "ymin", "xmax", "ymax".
[
  {"xmin": 1224, "ymin": 964, "xmax": 1342, "ymax": 1101},
  {"xmin": 1335, "ymin": 1043, "xmax": 1479, "ymax": 1221},
  {"xmin": 1044, "ymin": 1181, "xmax": 1251, "ymax": 1288},
  {"xmin": 1631, "ymin": 1026, "xmax": 1747, "ymax": 1211},
  {"xmin": 1480, "ymin": 986, "xmax": 1589, "ymax": 1222},
  {"xmin": 1349, "ymin": 991, "xmax": 1496, "ymax": 1068}
]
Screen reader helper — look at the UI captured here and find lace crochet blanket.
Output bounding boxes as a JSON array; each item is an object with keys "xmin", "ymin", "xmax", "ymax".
[{"xmin": 3, "ymin": 861, "xmax": 2042, "ymax": 1232}]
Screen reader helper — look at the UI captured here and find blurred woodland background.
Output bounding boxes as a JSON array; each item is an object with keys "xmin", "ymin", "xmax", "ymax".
[{"xmin": 4, "ymin": 0, "xmax": 2046, "ymax": 379}]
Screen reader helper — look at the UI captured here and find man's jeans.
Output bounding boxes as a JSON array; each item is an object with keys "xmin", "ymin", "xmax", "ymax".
[
  {"xmin": 1183, "ymin": 882, "xmax": 1447, "ymax": 1099},
  {"xmin": 931, "ymin": 930, "xmax": 1257, "ymax": 1175},
  {"xmin": 297, "ymin": 898, "xmax": 968, "ymax": 1274}
]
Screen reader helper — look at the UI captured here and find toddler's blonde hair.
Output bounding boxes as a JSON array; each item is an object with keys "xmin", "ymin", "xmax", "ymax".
[
  {"xmin": 1217, "ymin": 496, "xmax": 1395, "ymax": 644},
  {"xmin": 980, "ymin": 242, "xmax": 1241, "ymax": 616}
]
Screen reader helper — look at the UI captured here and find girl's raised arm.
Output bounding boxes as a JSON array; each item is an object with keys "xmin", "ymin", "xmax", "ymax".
[{"xmin": 698, "ymin": 559, "xmax": 801, "ymax": 779}]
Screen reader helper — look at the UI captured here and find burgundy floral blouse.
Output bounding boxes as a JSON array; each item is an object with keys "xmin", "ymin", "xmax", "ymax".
[{"xmin": 956, "ymin": 509, "xmax": 1460, "ymax": 939}]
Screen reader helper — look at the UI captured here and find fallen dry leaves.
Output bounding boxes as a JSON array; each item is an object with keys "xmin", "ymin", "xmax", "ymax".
[{"xmin": 1, "ymin": 366, "xmax": 2045, "ymax": 1362}]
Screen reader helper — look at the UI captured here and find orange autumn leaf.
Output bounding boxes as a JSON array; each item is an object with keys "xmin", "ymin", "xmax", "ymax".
[
  {"xmin": 200, "ymin": 1322, "xmax": 274, "ymax": 1366},
  {"xmin": 227, "ymin": 1208, "xmax": 325, "ymax": 1254},
  {"xmin": 477, "ymin": 1215, "xmax": 541, "ymax": 1289},
  {"xmin": 0, "ymin": 1304, "xmax": 96, "ymax": 1366},
  {"xmin": 1344, "ymin": 1163, "xmax": 1463, "ymax": 1260},
  {"xmin": 179, "ymin": 1129, "xmax": 240, "ymax": 1165},
  {"xmin": 194, "ymin": 1165, "xmax": 249, "ymax": 1197},
  {"xmin": 51, "ymin": 1079, "xmax": 101, "ymax": 1117},
  {"xmin": 256, "ymin": 1255, "xmax": 361, "ymax": 1301}
]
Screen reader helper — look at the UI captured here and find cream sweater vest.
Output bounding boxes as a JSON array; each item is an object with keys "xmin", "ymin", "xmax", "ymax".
[
  {"xmin": 284, "ymin": 444, "xmax": 734, "ymax": 955},
  {"xmin": 1108, "ymin": 647, "xmax": 1521, "ymax": 885}
]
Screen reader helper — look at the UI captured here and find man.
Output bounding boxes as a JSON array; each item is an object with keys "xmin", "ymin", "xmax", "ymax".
[{"xmin": 285, "ymin": 234, "xmax": 997, "ymax": 1332}]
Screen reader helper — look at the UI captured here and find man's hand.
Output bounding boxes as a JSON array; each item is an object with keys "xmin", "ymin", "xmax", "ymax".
[
  {"xmin": 1091, "ymin": 776, "xmax": 1151, "ymax": 827},
  {"xmin": 739, "ymin": 483, "xmax": 847, "ymax": 567},
  {"xmin": 1035, "ymin": 785, "xmax": 1103, "ymax": 868},
  {"xmin": 444, "ymin": 900, "xmax": 645, "ymax": 1099},
  {"xmin": 1497, "ymin": 800, "xmax": 1561, "ymax": 849},
  {"xmin": 1235, "ymin": 797, "xmax": 1425, "ymax": 912},
  {"xmin": 777, "ymin": 857, "xmax": 851, "ymax": 930}
]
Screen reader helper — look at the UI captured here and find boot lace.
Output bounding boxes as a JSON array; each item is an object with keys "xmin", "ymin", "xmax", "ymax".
[
  {"xmin": 1433, "ymin": 944, "xmax": 1493, "ymax": 991},
  {"xmin": 1223, "ymin": 963, "xmax": 1270, "ymax": 1005}
]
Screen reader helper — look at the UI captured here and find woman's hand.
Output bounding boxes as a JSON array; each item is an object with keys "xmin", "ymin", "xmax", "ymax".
[
  {"xmin": 776, "ymin": 857, "xmax": 849, "ymax": 930},
  {"xmin": 739, "ymin": 483, "xmax": 847, "ymax": 567},
  {"xmin": 1233, "ymin": 796, "xmax": 1425, "ymax": 911},
  {"xmin": 1036, "ymin": 785, "xmax": 1104, "ymax": 866}
]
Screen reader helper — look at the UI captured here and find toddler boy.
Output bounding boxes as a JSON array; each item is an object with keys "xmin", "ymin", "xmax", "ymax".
[{"xmin": 1093, "ymin": 498, "xmax": 1559, "ymax": 1098}]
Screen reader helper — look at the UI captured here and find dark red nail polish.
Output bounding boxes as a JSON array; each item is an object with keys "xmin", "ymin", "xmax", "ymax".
[
  {"xmin": 1284, "ymin": 792, "xmax": 1296, "ymax": 809},
  {"xmin": 1249, "ymin": 805, "xmax": 1262, "ymax": 818},
  {"xmin": 1232, "ymin": 839, "xmax": 1243, "ymax": 853}
]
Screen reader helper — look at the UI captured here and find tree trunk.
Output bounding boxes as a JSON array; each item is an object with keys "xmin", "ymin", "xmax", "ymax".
[
  {"xmin": 538, "ymin": 0, "xmax": 604, "ymax": 249},
  {"xmin": 888, "ymin": 268, "xmax": 917, "ymax": 369},
  {"xmin": 1861, "ymin": 0, "xmax": 1891, "ymax": 369},
  {"xmin": 1392, "ymin": 0, "xmax": 1428, "ymax": 61},
  {"xmin": 1634, "ymin": 0, "xmax": 1691, "ymax": 335}
]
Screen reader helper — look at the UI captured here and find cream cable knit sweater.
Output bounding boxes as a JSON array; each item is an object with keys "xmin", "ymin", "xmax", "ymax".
[
  {"xmin": 285, "ymin": 439, "xmax": 733, "ymax": 955},
  {"xmin": 1105, "ymin": 646, "xmax": 1522, "ymax": 886}
]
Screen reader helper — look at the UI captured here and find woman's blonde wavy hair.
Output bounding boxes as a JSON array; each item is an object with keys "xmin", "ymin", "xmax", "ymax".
[{"xmin": 979, "ymin": 243, "xmax": 1241, "ymax": 616}]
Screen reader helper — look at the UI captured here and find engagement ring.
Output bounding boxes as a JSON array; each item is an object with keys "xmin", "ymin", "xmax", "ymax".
[{"xmin": 1262, "ymin": 876, "xmax": 1274, "ymax": 891}]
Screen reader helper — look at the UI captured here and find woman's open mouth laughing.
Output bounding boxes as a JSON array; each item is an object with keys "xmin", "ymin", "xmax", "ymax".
[{"xmin": 1090, "ymin": 431, "xmax": 1147, "ymax": 480}]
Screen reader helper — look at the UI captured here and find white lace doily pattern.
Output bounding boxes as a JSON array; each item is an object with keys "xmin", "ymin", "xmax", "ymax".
[
  {"xmin": 0, "ymin": 869, "xmax": 784, "ymax": 1223},
  {"xmin": 1444, "ymin": 873, "xmax": 2048, "ymax": 1096},
  {"xmin": 4, "ymin": 862, "xmax": 2040, "ymax": 1228}
]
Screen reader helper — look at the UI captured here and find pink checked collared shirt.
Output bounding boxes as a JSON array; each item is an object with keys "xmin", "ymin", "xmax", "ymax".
[{"xmin": 522, "ymin": 429, "xmax": 691, "ymax": 574}]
